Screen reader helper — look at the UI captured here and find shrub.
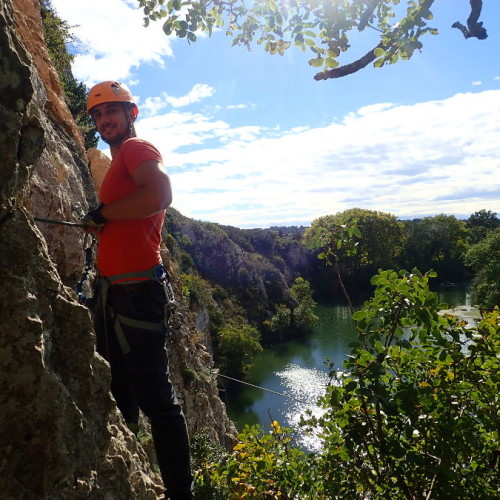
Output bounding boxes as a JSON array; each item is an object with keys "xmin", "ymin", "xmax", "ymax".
[
  {"xmin": 196, "ymin": 269, "xmax": 500, "ymax": 498},
  {"xmin": 217, "ymin": 324, "xmax": 262, "ymax": 377}
]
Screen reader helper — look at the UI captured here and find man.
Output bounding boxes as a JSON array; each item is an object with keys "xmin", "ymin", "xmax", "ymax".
[{"xmin": 84, "ymin": 81, "xmax": 193, "ymax": 500}]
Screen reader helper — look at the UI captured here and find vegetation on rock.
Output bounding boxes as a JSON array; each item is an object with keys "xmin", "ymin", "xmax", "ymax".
[{"xmin": 40, "ymin": 0, "xmax": 97, "ymax": 149}]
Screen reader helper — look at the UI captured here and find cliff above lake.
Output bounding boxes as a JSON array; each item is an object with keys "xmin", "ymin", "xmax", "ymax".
[{"xmin": 0, "ymin": 1, "xmax": 235, "ymax": 498}]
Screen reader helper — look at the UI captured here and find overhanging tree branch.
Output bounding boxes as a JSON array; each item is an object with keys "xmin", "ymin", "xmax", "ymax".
[
  {"xmin": 143, "ymin": 0, "xmax": 490, "ymax": 81},
  {"xmin": 452, "ymin": 0, "xmax": 487, "ymax": 40},
  {"xmin": 315, "ymin": 0, "xmax": 486, "ymax": 81},
  {"xmin": 314, "ymin": 41, "xmax": 384, "ymax": 81}
]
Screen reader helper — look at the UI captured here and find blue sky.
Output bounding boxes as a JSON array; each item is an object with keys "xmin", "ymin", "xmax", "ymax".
[{"xmin": 50, "ymin": 0, "xmax": 500, "ymax": 228}]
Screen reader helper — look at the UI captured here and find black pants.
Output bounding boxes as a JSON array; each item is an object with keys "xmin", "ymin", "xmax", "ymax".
[{"xmin": 93, "ymin": 279, "xmax": 193, "ymax": 500}]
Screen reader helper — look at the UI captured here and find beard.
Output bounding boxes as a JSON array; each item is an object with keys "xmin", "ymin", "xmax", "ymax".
[{"xmin": 100, "ymin": 128, "xmax": 131, "ymax": 146}]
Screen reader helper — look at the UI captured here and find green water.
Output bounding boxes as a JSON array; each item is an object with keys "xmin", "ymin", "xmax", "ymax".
[{"xmin": 223, "ymin": 283, "xmax": 472, "ymax": 451}]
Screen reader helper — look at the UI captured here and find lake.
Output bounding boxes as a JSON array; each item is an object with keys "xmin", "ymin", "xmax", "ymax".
[{"xmin": 222, "ymin": 283, "xmax": 473, "ymax": 451}]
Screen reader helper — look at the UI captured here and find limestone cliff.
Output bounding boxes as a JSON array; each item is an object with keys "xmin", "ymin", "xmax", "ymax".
[{"xmin": 0, "ymin": 0, "xmax": 236, "ymax": 498}]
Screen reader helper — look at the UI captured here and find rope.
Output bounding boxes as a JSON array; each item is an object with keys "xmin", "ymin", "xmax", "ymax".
[
  {"xmin": 34, "ymin": 216, "xmax": 87, "ymax": 228},
  {"xmin": 217, "ymin": 373, "xmax": 311, "ymax": 404},
  {"xmin": 33, "ymin": 215, "xmax": 95, "ymax": 302}
]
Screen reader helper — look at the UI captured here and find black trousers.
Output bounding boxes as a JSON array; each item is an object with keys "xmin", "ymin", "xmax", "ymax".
[{"xmin": 93, "ymin": 279, "xmax": 193, "ymax": 499}]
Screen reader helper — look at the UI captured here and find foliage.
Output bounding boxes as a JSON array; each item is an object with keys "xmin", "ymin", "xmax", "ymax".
[
  {"xmin": 138, "ymin": 0, "xmax": 488, "ymax": 80},
  {"xmin": 196, "ymin": 269, "xmax": 500, "ymax": 498},
  {"xmin": 217, "ymin": 323, "xmax": 263, "ymax": 377},
  {"xmin": 328, "ymin": 208, "xmax": 403, "ymax": 273},
  {"xmin": 264, "ymin": 303, "xmax": 292, "ymax": 337},
  {"xmin": 265, "ymin": 277, "xmax": 318, "ymax": 339},
  {"xmin": 191, "ymin": 431, "xmax": 229, "ymax": 499},
  {"xmin": 465, "ymin": 228, "xmax": 500, "ymax": 311},
  {"xmin": 305, "ymin": 269, "xmax": 500, "ymax": 498},
  {"xmin": 401, "ymin": 215, "xmax": 469, "ymax": 281},
  {"xmin": 468, "ymin": 209, "xmax": 500, "ymax": 230},
  {"xmin": 181, "ymin": 272, "xmax": 214, "ymax": 308},
  {"xmin": 40, "ymin": 1, "xmax": 98, "ymax": 148},
  {"xmin": 290, "ymin": 277, "xmax": 319, "ymax": 332},
  {"xmin": 62, "ymin": 76, "xmax": 99, "ymax": 149},
  {"xmin": 195, "ymin": 422, "xmax": 322, "ymax": 499},
  {"xmin": 303, "ymin": 213, "xmax": 361, "ymax": 311},
  {"xmin": 467, "ymin": 209, "xmax": 500, "ymax": 245}
]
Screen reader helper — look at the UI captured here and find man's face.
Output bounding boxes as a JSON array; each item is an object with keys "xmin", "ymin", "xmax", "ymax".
[{"xmin": 90, "ymin": 102, "xmax": 131, "ymax": 145}]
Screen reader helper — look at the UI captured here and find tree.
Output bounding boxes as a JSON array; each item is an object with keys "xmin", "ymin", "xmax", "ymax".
[
  {"xmin": 303, "ymin": 214, "xmax": 361, "ymax": 312},
  {"xmin": 217, "ymin": 323, "xmax": 263, "ymax": 377},
  {"xmin": 466, "ymin": 209, "xmax": 500, "ymax": 244},
  {"xmin": 265, "ymin": 277, "xmax": 319, "ymax": 338},
  {"xmin": 465, "ymin": 227, "xmax": 500, "ymax": 310},
  {"xmin": 138, "ymin": 0, "xmax": 488, "ymax": 80},
  {"xmin": 264, "ymin": 277, "xmax": 318, "ymax": 339},
  {"xmin": 333, "ymin": 208, "xmax": 403, "ymax": 273},
  {"xmin": 401, "ymin": 214, "xmax": 469, "ymax": 281},
  {"xmin": 304, "ymin": 209, "xmax": 403, "ymax": 304},
  {"xmin": 290, "ymin": 277, "xmax": 319, "ymax": 332}
]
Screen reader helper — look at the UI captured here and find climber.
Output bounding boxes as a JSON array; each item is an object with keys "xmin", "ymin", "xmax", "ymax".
[{"xmin": 84, "ymin": 81, "xmax": 193, "ymax": 500}]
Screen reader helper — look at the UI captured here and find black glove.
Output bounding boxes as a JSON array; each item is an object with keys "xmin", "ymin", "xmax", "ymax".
[{"xmin": 82, "ymin": 203, "xmax": 107, "ymax": 226}]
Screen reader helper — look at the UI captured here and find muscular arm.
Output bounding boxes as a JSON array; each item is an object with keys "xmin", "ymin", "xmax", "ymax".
[{"xmin": 101, "ymin": 160, "xmax": 172, "ymax": 220}]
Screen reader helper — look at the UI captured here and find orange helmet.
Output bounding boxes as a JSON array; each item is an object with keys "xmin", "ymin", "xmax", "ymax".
[{"xmin": 86, "ymin": 81, "xmax": 139, "ymax": 117}]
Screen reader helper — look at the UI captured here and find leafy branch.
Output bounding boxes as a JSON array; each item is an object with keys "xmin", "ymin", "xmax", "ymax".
[
  {"xmin": 139, "ymin": 0, "xmax": 488, "ymax": 80},
  {"xmin": 303, "ymin": 217, "xmax": 360, "ymax": 314}
]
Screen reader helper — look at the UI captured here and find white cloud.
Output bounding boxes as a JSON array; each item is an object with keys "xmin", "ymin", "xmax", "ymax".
[
  {"xmin": 166, "ymin": 84, "xmax": 215, "ymax": 108},
  {"xmin": 50, "ymin": 0, "xmax": 174, "ymax": 85},
  {"xmin": 472, "ymin": 81, "xmax": 482, "ymax": 86},
  {"xmin": 47, "ymin": 0, "xmax": 500, "ymax": 228},
  {"xmin": 227, "ymin": 103, "xmax": 255, "ymax": 110},
  {"xmin": 140, "ymin": 84, "xmax": 216, "ymax": 116},
  {"xmin": 135, "ymin": 90, "xmax": 500, "ymax": 227}
]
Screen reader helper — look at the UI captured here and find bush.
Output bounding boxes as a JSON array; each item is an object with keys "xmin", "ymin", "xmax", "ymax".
[
  {"xmin": 195, "ymin": 423, "xmax": 321, "ymax": 499},
  {"xmin": 217, "ymin": 324, "xmax": 262, "ymax": 377},
  {"xmin": 196, "ymin": 269, "xmax": 500, "ymax": 498}
]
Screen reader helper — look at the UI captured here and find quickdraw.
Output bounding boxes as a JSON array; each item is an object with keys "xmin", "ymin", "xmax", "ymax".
[
  {"xmin": 76, "ymin": 233, "xmax": 97, "ymax": 304},
  {"xmin": 33, "ymin": 214, "xmax": 96, "ymax": 304}
]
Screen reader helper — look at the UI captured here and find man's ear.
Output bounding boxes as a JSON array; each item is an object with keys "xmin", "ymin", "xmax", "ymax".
[{"xmin": 127, "ymin": 108, "xmax": 137, "ymax": 123}]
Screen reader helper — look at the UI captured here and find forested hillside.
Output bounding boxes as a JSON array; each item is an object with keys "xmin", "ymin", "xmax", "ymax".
[{"xmin": 163, "ymin": 206, "xmax": 499, "ymax": 377}]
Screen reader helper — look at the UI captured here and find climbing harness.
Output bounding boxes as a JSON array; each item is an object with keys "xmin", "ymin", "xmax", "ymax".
[
  {"xmin": 98, "ymin": 264, "xmax": 180, "ymax": 355},
  {"xmin": 33, "ymin": 214, "xmax": 180, "ymax": 352}
]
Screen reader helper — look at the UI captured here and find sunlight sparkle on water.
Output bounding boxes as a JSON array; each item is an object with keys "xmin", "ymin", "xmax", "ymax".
[{"xmin": 275, "ymin": 363, "xmax": 330, "ymax": 452}]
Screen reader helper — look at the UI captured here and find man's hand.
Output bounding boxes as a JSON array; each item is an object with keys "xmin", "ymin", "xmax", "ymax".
[{"xmin": 82, "ymin": 203, "xmax": 107, "ymax": 227}]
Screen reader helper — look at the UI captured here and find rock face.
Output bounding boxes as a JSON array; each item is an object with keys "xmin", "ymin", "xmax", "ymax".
[{"xmin": 0, "ymin": 1, "xmax": 235, "ymax": 498}]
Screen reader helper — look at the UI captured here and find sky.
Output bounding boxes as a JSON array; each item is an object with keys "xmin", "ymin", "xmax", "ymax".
[{"xmin": 49, "ymin": 0, "xmax": 500, "ymax": 229}]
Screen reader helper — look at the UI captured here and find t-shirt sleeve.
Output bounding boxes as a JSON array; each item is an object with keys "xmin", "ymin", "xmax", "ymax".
[{"xmin": 121, "ymin": 139, "xmax": 163, "ymax": 175}]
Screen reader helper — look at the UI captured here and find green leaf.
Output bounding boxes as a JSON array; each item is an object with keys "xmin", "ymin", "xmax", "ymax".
[
  {"xmin": 325, "ymin": 58, "xmax": 338, "ymax": 68},
  {"xmin": 352, "ymin": 311, "xmax": 365, "ymax": 321},
  {"xmin": 344, "ymin": 380, "xmax": 357, "ymax": 392}
]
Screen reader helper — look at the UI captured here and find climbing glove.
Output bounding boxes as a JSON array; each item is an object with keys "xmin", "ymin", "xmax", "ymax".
[{"xmin": 82, "ymin": 203, "xmax": 107, "ymax": 226}]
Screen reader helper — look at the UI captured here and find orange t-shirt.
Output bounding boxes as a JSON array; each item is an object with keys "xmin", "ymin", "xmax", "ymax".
[{"xmin": 96, "ymin": 138, "xmax": 165, "ymax": 278}]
